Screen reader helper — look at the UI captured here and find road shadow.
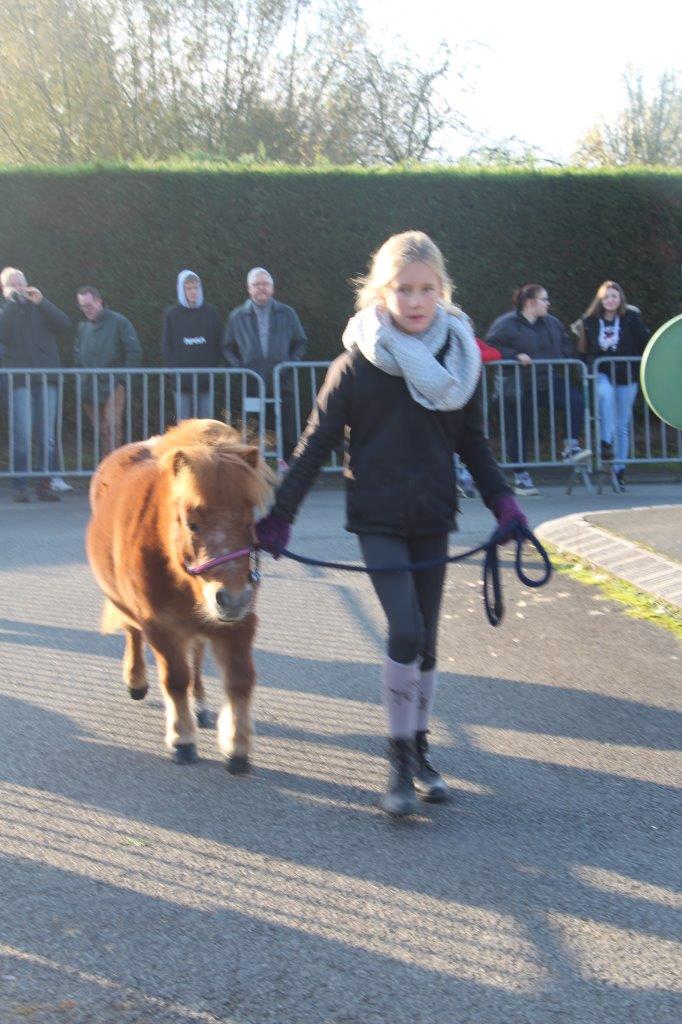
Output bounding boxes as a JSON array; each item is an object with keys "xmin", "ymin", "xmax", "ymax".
[{"xmin": 0, "ymin": 663, "xmax": 680, "ymax": 1023}]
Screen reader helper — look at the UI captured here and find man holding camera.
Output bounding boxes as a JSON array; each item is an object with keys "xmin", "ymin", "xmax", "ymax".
[{"xmin": 0, "ymin": 266, "xmax": 70, "ymax": 502}]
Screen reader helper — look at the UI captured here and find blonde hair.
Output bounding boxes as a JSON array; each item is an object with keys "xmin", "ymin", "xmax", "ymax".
[{"xmin": 354, "ymin": 231, "xmax": 460, "ymax": 314}]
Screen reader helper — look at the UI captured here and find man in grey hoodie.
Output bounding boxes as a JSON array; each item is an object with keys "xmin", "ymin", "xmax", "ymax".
[{"xmin": 162, "ymin": 270, "xmax": 223, "ymax": 421}]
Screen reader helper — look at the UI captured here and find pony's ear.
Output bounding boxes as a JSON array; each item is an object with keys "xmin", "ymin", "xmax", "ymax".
[{"xmin": 237, "ymin": 446, "xmax": 260, "ymax": 469}]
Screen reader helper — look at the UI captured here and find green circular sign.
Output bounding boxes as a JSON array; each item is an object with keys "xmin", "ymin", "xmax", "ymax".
[{"xmin": 640, "ymin": 314, "xmax": 682, "ymax": 429}]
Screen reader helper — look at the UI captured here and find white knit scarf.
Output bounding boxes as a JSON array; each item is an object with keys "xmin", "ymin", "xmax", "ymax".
[{"xmin": 342, "ymin": 304, "xmax": 481, "ymax": 412}]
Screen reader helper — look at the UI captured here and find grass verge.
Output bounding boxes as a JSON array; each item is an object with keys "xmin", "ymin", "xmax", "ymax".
[{"xmin": 547, "ymin": 546, "xmax": 682, "ymax": 640}]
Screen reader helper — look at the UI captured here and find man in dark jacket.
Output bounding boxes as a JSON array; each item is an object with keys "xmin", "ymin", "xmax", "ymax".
[
  {"xmin": 486, "ymin": 284, "xmax": 591, "ymax": 496},
  {"xmin": 163, "ymin": 270, "xmax": 223, "ymax": 421},
  {"xmin": 0, "ymin": 266, "xmax": 70, "ymax": 502},
  {"xmin": 223, "ymin": 267, "xmax": 308, "ymax": 464},
  {"xmin": 76, "ymin": 285, "xmax": 142, "ymax": 454}
]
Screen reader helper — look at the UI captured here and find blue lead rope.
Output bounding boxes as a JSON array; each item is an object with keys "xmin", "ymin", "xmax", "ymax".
[{"xmin": 272, "ymin": 521, "xmax": 552, "ymax": 627}]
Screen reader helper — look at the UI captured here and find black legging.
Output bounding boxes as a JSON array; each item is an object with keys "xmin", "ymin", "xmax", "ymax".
[{"xmin": 358, "ymin": 533, "xmax": 449, "ymax": 670}]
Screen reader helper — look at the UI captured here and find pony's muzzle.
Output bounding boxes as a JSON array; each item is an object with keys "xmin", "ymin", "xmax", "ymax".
[{"xmin": 214, "ymin": 585, "xmax": 254, "ymax": 621}]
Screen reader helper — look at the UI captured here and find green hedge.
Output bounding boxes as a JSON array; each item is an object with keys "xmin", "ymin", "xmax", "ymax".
[{"xmin": 1, "ymin": 165, "xmax": 681, "ymax": 364}]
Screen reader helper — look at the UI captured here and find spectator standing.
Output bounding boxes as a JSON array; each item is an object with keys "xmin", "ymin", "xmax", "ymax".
[
  {"xmin": 0, "ymin": 267, "xmax": 70, "ymax": 502},
  {"xmin": 575, "ymin": 280, "xmax": 649, "ymax": 491},
  {"xmin": 162, "ymin": 270, "xmax": 223, "ymax": 421},
  {"xmin": 223, "ymin": 267, "xmax": 307, "ymax": 465},
  {"xmin": 75, "ymin": 285, "xmax": 142, "ymax": 455},
  {"xmin": 486, "ymin": 283, "xmax": 591, "ymax": 496}
]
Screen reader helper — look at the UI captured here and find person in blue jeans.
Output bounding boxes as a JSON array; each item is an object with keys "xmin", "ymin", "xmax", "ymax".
[
  {"xmin": 575, "ymin": 280, "xmax": 649, "ymax": 492},
  {"xmin": 0, "ymin": 267, "xmax": 70, "ymax": 502},
  {"xmin": 486, "ymin": 283, "xmax": 591, "ymax": 496}
]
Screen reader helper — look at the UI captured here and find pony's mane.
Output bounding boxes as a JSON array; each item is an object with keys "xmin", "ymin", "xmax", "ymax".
[{"xmin": 152, "ymin": 419, "xmax": 242, "ymax": 457}]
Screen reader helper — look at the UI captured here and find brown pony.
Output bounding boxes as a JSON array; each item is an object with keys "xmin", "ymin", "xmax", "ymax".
[{"xmin": 86, "ymin": 419, "xmax": 272, "ymax": 770}]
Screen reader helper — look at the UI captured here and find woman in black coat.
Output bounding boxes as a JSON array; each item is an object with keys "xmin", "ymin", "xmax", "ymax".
[
  {"xmin": 486, "ymin": 283, "xmax": 590, "ymax": 497},
  {"xmin": 255, "ymin": 231, "xmax": 527, "ymax": 818},
  {"xmin": 576, "ymin": 280, "xmax": 649, "ymax": 491}
]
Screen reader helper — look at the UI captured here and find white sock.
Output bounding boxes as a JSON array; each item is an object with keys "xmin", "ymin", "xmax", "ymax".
[
  {"xmin": 416, "ymin": 668, "xmax": 438, "ymax": 732},
  {"xmin": 381, "ymin": 657, "xmax": 419, "ymax": 739}
]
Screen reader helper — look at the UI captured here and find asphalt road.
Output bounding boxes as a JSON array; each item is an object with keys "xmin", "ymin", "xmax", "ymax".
[{"xmin": 1, "ymin": 481, "xmax": 680, "ymax": 1024}]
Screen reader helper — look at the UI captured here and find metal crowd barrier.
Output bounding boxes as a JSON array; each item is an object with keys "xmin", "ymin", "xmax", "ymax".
[
  {"xmin": 0, "ymin": 368, "xmax": 265, "ymax": 477},
  {"xmin": 273, "ymin": 361, "xmax": 343, "ymax": 469},
  {"xmin": 275, "ymin": 358, "xmax": 594, "ymax": 472},
  {"xmin": 591, "ymin": 356, "xmax": 682, "ymax": 470},
  {"xmin": 480, "ymin": 358, "xmax": 592, "ymax": 468},
  {"xmin": 2, "ymin": 360, "xmax": 679, "ymax": 481}
]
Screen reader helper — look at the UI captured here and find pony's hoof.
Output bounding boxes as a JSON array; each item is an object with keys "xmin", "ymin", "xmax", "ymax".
[
  {"xmin": 173, "ymin": 743, "xmax": 199, "ymax": 765},
  {"xmin": 225, "ymin": 755, "xmax": 250, "ymax": 775},
  {"xmin": 128, "ymin": 685, "xmax": 148, "ymax": 701},
  {"xmin": 196, "ymin": 707, "xmax": 214, "ymax": 728}
]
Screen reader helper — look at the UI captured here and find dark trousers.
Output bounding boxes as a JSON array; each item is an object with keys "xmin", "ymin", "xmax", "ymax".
[
  {"xmin": 358, "ymin": 533, "xmax": 449, "ymax": 670},
  {"xmin": 267, "ymin": 389, "xmax": 299, "ymax": 462},
  {"xmin": 504, "ymin": 379, "xmax": 584, "ymax": 467}
]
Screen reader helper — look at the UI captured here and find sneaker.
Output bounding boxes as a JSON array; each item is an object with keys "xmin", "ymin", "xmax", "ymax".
[
  {"xmin": 36, "ymin": 481, "xmax": 60, "ymax": 502},
  {"xmin": 13, "ymin": 487, "xmax": 30, "ymax": 503},
  {"xmin": 50, "ymin": 476, "xmax": 74, "ymax": 493},
  {"xmin": 561, "ymin": 440, "xmax": 592, "ymax": 465},
  {"xmin": 614, "ymin": 468, "xmax": 626, "ymax": 492},
  {"xmin": 600, "ymin": 441, "xmax": 614, "ymax": 463},
  {"xmin": 513, "ymin": 471, "xmax": 539, "ymax": 496}
]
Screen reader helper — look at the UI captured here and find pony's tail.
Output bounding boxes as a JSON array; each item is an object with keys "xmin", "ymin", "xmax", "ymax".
[{"xmin": 101, "ymin": 599, "xmax": 125, "ymax": 634}]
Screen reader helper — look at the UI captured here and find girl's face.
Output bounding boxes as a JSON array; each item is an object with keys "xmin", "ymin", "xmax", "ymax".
[
  {"xmin": 383, "ymin": 261, "xmax": 441, "ymax": 334},
  {"xmin": 602, "ymin": 287, "xmax": 621, "ymax": 314}
]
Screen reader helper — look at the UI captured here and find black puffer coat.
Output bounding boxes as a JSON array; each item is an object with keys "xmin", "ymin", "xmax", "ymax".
[{"xmin": 274, "ymin": 337, "xmax": 511, "ymax": 538}]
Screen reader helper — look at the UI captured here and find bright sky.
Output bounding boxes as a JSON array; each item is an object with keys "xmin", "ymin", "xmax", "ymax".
[{"xmin": 361, "ymin": 0, "xmax": 681, "ymax": 161}]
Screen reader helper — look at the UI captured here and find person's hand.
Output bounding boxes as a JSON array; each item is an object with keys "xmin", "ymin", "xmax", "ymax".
[
  {"xmin": 24, "ymin": 286, "xmax": 43, "ymax": 304},
  {"xmin": 516, "ymin": 352, "xmax": 532, "ymax": 366},
  {"xmin": 255, "ymin": 511, "xmax": 291, "ymax": 559},
  {"xmin": 491, "ymin": 493, "xmax": 529, "ymax": 543}
]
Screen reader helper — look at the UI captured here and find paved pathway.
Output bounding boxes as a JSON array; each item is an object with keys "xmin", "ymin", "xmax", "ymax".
[{"xmin": 0, "ymin": 481, "xmax": 680, "ymax": 1024}]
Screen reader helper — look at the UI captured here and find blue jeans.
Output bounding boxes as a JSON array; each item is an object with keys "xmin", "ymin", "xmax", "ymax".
[
  {"xmin": 176, "ymin": 390, "xmax": 212, "ymax": 421},
  {"xmin": 597, "ymin": 374, "xmax": 638, "ymax": 472},
  {"xmin": 504, "ymin": 379, "xmax": 584, "ymax": 468},
  {"xmin": 12, "ymin": 383, "xmax": 59, "ymax": 488}
]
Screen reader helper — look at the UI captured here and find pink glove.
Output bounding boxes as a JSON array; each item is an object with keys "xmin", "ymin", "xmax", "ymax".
[
  {"xmin": 491, "ymin": 493, "xmax": 529, "ymax": 542},
  {"xmin": 255, "ymin": 512, "xmax": 291, "ymax": 559}
]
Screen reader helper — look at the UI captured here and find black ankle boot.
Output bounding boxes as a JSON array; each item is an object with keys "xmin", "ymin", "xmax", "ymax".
[
  {"xmin": 413, "ymin": 730, "xmax": 449, "ymax": 803},
  {"xmin": 381, "ymin": 738, "xmax": 419, "ymax": 817}
]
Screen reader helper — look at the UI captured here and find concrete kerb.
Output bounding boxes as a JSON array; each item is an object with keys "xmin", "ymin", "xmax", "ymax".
[{"xmin": 535, "ymin": 506, "xmax": 682, "ymax": 608}]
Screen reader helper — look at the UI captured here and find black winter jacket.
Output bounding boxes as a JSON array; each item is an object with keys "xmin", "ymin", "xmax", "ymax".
[
  {"xmin": 485, "ymin": 310, "xmax": 576, "ymax": 395},
  {"xmin": 0, "ymin": 297, "xmax": 70, "ymax": 371},
  {"xmin": 581, "ymin": 309, "xmax": 649, "ymax": 384},
  {"xmin": 274, "ymin": 338, "xmax": 511, "ymax": 538},
  {"xmin": 162, "ymin": 303, "xmax": 223, "ymax": 391}
]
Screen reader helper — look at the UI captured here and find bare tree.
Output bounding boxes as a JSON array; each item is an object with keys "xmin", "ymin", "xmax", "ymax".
[
  {"xmin": 574, "ymin": 66, "xmax": 682, "ymax": 167},
  {"xmin": 0, "ymin": 0, "xmax": 470, "ymax": 166}
]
